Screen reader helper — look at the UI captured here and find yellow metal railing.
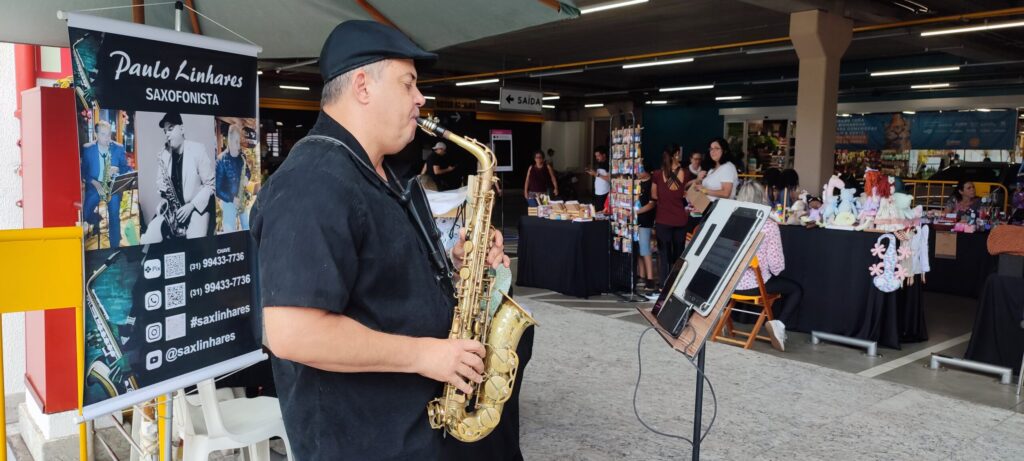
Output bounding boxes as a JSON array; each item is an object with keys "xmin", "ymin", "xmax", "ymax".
[
  {"xmin": 903, "ymin": 180, "xmax": 1009, "ymax": 213},
  {"xmin": 0, "ymin": 226, "xmax": 86, "ymax": 461}
]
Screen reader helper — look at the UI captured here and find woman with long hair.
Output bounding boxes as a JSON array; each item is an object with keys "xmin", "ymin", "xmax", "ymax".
[
  {"xmin": 695, "ymin": 137, "xmax": 739, "ymax": 200},
  {"xmin": 651, "ymin": 149, "xmax": 691, "ymax": 287}
]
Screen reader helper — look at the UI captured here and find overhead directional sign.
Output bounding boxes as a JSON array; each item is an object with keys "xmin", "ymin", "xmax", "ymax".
[{"xmin": 499, "ymin": 88, "xmax": 543, "ymax": 113}]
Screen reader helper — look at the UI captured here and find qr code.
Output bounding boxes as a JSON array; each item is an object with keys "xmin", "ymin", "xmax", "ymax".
[
  {"xmin": 165, "ymin": 282, "xmax": 186, "ymax": 310},
  {"xmin": 164, "ymin": 252, "xmax": 186, "ymax": 279}
]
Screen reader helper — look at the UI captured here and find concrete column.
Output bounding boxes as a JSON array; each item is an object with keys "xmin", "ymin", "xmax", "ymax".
[{"xmin": 789, "ymin": 10, "xmax": 852, "ymax": 190}]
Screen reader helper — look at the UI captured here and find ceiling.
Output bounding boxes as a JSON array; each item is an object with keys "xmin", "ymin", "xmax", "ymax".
[
  {"xmin": 396, "ymin": 0, "xmax": 1024, "ymax": 110},
  {"xmin": 0, "ymin": 0, "xmax": 577, "ymax": 58},
  {"xmin": 15, "ymin": 1, "xmax": 1019, "ymax": 109}
]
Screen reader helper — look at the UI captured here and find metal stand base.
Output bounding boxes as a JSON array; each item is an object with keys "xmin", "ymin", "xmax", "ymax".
[
  {"xmin": 810, "ymin": 331, "xmax": 879, "ymax": 357},
  {"xmin": 692, "ymin": 346, "xmax": 705, "ymax": 461},
  {"xmin": 929, "ymin": 354, "xmax": 1013, "ymax": 385}
]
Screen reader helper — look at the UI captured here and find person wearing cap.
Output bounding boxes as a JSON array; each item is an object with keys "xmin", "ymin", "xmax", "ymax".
[
  {"xmin": 424, "ymin": 140, "xmax": 460, "ymax": 191},
  {"xmin": 140, "ymin": 112, "xmax": 215, "ymax": 243},
  {"xmin": 250, "ymin": 20, "xmax": 510, "ymax": 460}
]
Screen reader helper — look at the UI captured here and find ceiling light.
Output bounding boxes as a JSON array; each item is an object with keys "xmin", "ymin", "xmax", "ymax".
[
  {"xmin": 744, "ymin": 45, "xmax": 795, "ymax": 55},
  {"xmin": 456, "ymin": 78, "xmax": 499, "ymax": 86},
  {"xmin": 716, "ymin": 96, "xmax": 742, "ymax": 101},
  {"xmin": 580, "ymin": 0, "xmax": 649, "ymax": 15},
  {"xmin": 275, "ymin": 121, "xmax": 283, "ymax": 126},
  {"xmin": 902, "ymin": 111, "xmax": 916, "ymax": 115},
  {"xmin": 585, "ymin": 90, "xmax": 628, "ymax": 97},
  {"xmin": 838, "ymin": 113, "xmax": 851, "ymax": 117},
  {"xmin": 542, "ymin": 104, "xmax": 556, "ymax": 109},
  {"xmin": 921, "ymin": 19, "xmax": 1024, "ymax": 37},
  {"xmin": 646, "ymin": 100, "xmax": 667, "ymax": 105},
  {"xmin": 870, "ymin": 66, "xmax": 959, "ymax": 77},
  {"xmin": 480, "ymin": 100, "xmax": 500, "ymax": 105},
  {"xmin": 542, "ymin": 96, "xmax": 560, "ymax": 101},
  {"xmin": 976, "ymin": 108, "xmax": 991, "ymax": 112},
  {"xmin": 424, "ymin": 96, "xmax": 436, "ymax": 100},
  {"xmin": 910, "ymin": 83, "xmax": 950, "ymax": 89},
  {"xmin": 279, "ymin": 85, "xmax": 309, "ymax": 91},
  {"xmin": 660, "ymin": 84, "xmax": 714, "ymax": 92},
  {"xmin": 622, "ymin": 57, "xmax": 694, "ymax": 69},
  {"xmin": 584, "ymin": 103, "xmax": 604, "ymax": 108},
  {"xmin": 529, "ymin": 69, "xmax": 584, "ymax": 78},
  {"xmin": 257, "ymin": 70, "xmax": 263, "ymax": 75}
]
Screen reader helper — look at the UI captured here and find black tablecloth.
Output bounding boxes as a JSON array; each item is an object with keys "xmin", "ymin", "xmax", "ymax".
[
  {"xmin": 965, "ymin": 274, "xmax": 1024, "ymax": 373},
  {"xmin": 925, "ymin": 231, "xmax": 997, "ymax": 298},
  {"xmin": 779, "ymin": 226, "xmax": 927, "ymax": 349},
  {"xmin": 516, "ymin": 217, "xmax": 610, "ymax": 297}
]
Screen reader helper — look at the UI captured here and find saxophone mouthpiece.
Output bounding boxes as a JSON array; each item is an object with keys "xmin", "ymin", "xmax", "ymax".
[{"xmin": 417, "ymin": 117, "xmax": 446, "ymax": 138}]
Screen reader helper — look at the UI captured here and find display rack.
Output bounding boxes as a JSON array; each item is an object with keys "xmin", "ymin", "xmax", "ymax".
[{"xmin": 608, "ymin": 114, "xmax": 644, "ymax": 301}]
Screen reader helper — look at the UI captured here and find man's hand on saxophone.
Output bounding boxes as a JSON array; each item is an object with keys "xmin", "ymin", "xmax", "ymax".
[
  {"xmin": 450, "ymin": 227, "xmax": 511, "ymax": 272},
  {"xmin": 413, "ymin": 338, "xmax": 485, "ymax": 395},
  {"xmin": 174, "ymin": 202, "xmax": 195, "ymax": 223}
]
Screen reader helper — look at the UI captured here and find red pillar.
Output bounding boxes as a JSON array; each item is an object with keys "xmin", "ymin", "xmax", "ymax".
[{"xmin": 16, "ymin": 45, "xmax": 82, "ymax": 414}]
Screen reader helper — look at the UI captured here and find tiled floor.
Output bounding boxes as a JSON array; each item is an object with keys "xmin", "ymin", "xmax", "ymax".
[{"xmin": 511, "ymin": 256, "xmax": 1024, "ymax": 414}]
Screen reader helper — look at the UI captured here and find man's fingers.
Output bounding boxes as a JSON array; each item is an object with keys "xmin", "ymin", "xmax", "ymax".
[
  {"xmin": 457, "ymin": 364, "xmax": 483, "ymax": 384},
  {"xmin": 459, "ymin": 339, "xmax": 485, "ymax": 357},
  {"xmin": 461, "ymin": 351, "xmax": 485, "ymax": 374},
  {"xmin": 451, "ymin": 376, "xmax": 473, "ymax": 394}
]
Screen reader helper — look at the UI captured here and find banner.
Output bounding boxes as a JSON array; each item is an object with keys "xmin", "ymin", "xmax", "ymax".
[
  {"xmin": 835, "ymin": 111, "xmax": 1017, "ymax": 151},
  {"xmin": 835, "ymin": 114, "xmax": 910, "ymax": 150},
  {"xmin": 910, "ymin": 111, "xmax": 1016, "ymax": 150},
  {"xmin": 68, "ymin": 13, "xmax": 264, "ymax": 420}
]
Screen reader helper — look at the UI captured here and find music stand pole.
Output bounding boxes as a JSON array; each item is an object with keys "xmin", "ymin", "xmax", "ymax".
[{"xmin": 692, "ymin": 344, "xmax": 705, "ymax": 461}]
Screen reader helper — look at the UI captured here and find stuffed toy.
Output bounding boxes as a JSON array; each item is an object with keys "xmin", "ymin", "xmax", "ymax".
[
  {"xmin": 802, "ymin": 196, "xmax": 823, "ymax": 225},
  {"xmin": 869, "ymin": 233, "xmax": 907, "ymax": 293},
  {"xmin": 837, "ymin": 187, "xmax": 859, "ymax": 216},
  {"xmin": 787, "ymin": 199, "xmax": 807, "ymax": 225}
]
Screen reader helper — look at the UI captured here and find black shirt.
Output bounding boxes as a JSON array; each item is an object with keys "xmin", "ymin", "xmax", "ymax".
[
  {"xmin": 171, "ymin": 150, "xmax": 184, "ymax": 203},
  {"xmin": 426, "ymin": 151, "xmax": 458, "ymax": 191},
  {"xmin": 251, "ymin": 113, "xmax": 454, "ymax": 460},
  {"xmin": 637, "ymin": 178, "xmax": 655, "ymax": 228}
]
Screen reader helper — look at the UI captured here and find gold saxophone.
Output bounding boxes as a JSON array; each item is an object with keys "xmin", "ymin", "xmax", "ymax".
[{"xmin": 417, "ymin": 117, "xmax": 537, "ymax": 442}]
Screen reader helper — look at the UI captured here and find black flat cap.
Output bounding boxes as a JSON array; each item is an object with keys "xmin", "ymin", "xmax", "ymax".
[
  {"xmin": 320, "ymin": 20, "xmax": 437, "ymax": 82},
  {"xmin": 159, "ymin": 112, "xmax": 182, "ymax": 128}
]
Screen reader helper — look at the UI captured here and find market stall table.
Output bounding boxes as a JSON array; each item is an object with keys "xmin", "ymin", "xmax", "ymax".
[
  {"xmin": 778, "ymin": 226, "xmax": 927, "ymax": 349},
  {"xmin": 925, "ymin": 230, "xmax": 997, "ymax": 298},
  {"xmin": 964, "ymin": 274, "xmax": 1024, "ymax": 373},
  {"xmin": 516, "ymin": 216, "xmax": 610, "ymax": 298}
]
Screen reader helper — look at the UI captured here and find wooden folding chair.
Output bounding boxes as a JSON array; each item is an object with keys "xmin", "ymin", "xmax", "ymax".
[{"xmin": 712, "ymin": 256, "xmax": 781, "ymax": 349}]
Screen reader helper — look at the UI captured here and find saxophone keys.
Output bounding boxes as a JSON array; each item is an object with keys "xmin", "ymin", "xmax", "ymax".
[
  {"xmin": 482, "ymin": 375, "xmax": 511, "ymax": 402},
  {"xmin": 462, "ymin": 241, "xmax": 474, "ymax": 254},
  {"xmin": 459, "ymin": 267, "xmax": 471, "ymax": 280},
  {"xmin": 476, "ymin": 406, "xmax": 501, "ymax": 430}
]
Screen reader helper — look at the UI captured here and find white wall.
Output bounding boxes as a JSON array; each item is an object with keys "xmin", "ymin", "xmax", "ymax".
[
  {"xmin": 541, "ymin": 121, "xmax": 586, "ymax": 172},
  {"xmin": 0, "ymin": 42, "xmax": 27, "ymax": 397}
]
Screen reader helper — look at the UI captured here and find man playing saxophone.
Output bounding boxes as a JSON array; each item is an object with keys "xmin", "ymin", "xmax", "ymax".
[
  {"xmin": 140, "ymin": 112, "xmax": 215, "ymax": 243},
  {"xmin": 251, "ymin": 21, "xmax": 509, "ymax": 460},
  {"xmin": 81, "ymin": 120, "xmax": 132, "ymax": 248}
]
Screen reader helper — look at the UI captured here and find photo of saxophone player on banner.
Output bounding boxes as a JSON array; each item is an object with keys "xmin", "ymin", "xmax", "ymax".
[
  {"xmin": 214, "ymin": 117, "xmax": 259, "ymax": 233},
  {"xmin": 79, "ymin": 110, "xmax": 142, "ymax": 250},
  {"xmin": 135, "ymin": 111, "xmax": 217, "ymax": 244}
]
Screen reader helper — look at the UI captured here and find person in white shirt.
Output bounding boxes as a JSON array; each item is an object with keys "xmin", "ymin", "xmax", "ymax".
[
  {"xmin": 586, "ymin": 147, "xmax": 611, "ymax": 211},
  {"xmin": 696, "ymin": 137, "xmax": 738, "ymax": 201}
]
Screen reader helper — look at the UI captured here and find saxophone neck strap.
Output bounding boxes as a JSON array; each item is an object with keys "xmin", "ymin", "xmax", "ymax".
[{"xmin": 296, "ymin": 135, "xmax": 456, "ymax": 288}]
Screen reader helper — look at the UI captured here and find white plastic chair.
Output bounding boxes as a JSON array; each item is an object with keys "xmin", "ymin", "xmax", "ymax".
[{"xmin": 173, "ymin": 379, "xmax": 291, "ymax": 461}]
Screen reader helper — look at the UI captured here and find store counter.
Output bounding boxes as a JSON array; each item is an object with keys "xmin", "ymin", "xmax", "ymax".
[
  {"xmin": 516, "ymin": 216, "xmax": 610, "ymax": 298},
  {"xmin": 925, "ymin": 231, "xmax": 998, "ymax": 299},
  {"xmin": 965, "ymin": 274, "xmax": 1024, "ymax": 373},
  {"xmin": 778, "ymin": 226, "xmax": 927, "ymax": 349}
]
